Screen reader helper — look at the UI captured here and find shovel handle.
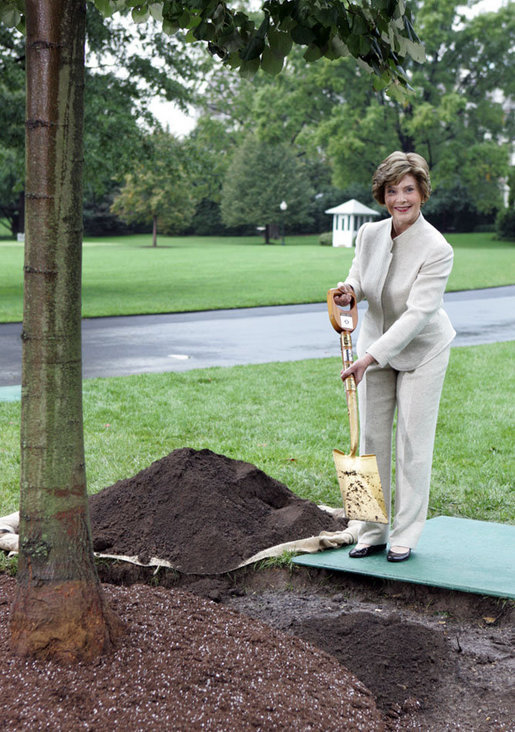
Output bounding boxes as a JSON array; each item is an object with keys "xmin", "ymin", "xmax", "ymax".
[
  {"xmin": 340, "ymin": 331, "xmax": 359, "ymax": 458},
  {"xmin": 327, "ymin": 288, "xmax": 358, "ymax": 333}
]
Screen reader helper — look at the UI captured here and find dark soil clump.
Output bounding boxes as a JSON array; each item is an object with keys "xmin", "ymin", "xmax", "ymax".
[
  {"xmin": 288, "ymin": 611, "xmax": 455, "ymax": 711},
  {"xmin": 89, "ymin": 447, "xmax": 348, "ymax": 574},
  {"xmin": 226, "ymin": 585, "xmax": 515, "ymax": 730}
]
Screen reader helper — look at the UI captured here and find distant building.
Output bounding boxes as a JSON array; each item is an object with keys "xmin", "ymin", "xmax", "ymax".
[{"xmin": 325, "ymin": 199, "xmax": 380, "ymax": 247}]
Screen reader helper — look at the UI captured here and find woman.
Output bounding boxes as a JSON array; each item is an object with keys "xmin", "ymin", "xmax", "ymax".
[{"xmin": 334, "ymin": 151, "xmax": 455, "ymax": 562}]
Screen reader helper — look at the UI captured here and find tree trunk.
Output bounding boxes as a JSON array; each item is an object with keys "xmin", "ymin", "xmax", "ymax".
[
  {"xmin": 9, "ymin": 0, "xmax": 123, "ymax": 663},
  {"xmin": 152, "ymin": 214, "xmax": 158, "ymax": 247}
]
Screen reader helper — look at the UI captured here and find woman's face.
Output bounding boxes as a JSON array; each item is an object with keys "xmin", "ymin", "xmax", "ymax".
[{"xmin": 384, "ymin": 173, "xmax": 422, "ymax": 235}]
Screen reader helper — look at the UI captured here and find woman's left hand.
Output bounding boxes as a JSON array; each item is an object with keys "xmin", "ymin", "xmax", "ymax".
[
  {"xmin": 333, "ymin": 283, "xmax": 355, "ymax": 306},
  {"xmin": 340, "ymin": 353, "xmax": 376, "ymax": 386}
]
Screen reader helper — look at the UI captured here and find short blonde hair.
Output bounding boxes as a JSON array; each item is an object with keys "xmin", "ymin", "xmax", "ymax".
[{"xmin": 372, "ymin": 151, "xmax": 431, "ymax": 205}]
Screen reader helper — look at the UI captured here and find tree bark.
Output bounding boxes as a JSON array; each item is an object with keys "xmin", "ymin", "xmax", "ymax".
[{"xmin": 10, "ymin": 0, "xmax": 123, "ymax": 662}]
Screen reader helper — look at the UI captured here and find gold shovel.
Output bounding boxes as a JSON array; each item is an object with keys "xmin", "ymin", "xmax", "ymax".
[{"xmin": 327, "ymin": 289, "xmax": 388, "ymax": 524}]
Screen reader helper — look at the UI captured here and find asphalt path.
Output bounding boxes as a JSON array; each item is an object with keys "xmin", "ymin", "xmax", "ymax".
[{"xmin": 0, "ymin": 286, "xmax": 513, "ymax": 387}]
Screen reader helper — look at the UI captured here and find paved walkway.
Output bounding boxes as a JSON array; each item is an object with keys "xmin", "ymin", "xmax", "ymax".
[{"xmin": 0, "ymin": 286, "xmax": 513, "ymax": 391}]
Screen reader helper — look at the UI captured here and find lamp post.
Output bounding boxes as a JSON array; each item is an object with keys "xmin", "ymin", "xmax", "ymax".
[{"xmin": 280, "ymin": 200, "xmax": 287, "ymax": 245}]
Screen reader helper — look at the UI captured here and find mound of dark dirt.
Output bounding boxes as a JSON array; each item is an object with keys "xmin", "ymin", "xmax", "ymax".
[
  {"xmin": 225, "ymin": 586, "xmax": 515, "ymax": 730},
  {"xmin": 289, "ymin": 611, "xmax": 456, "ymax": 711},
  {"xmin": 89, "ymin": 447, "xmax": 348, "ymax": 574}
]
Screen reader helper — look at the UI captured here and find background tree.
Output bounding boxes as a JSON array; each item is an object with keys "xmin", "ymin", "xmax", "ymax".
[
  {"xmin": 111, "ymin": 130, "xmax": 198, "ymax": 245},
  {"xmin": 0, "ymin": 5, "xmax": 201, "ymax": 237},
  {"xmin": 0, "ymin": 0, "xmax": 423, "ymax": 662},
  {"xmin": 191, "ymin": 45, "xmax": 349, "ymax": 235},
  {"xmin": 196, "ymin": 0, "xmax": 513, "ymax": 233},
  {"xmin": 182, "ymin": 116, "xmax": 240, "ymax": 235},
  {"xmin": 221, "ymin": 135, "xmax": 314, "ymax": 242},
  {"xmin": 0, "ymin": 25, "xmax": 25, "ymax": 235},
  {"xmin": 313, "ymin": 0, "xmax": 513, "ymax": 229},
  {"xmin": 82, "ymin": 70, "xmax": 149, "ymax": 235},
  {"xmin": 82, "ymin": 6, "xmax": 206, "ymax": 233}
]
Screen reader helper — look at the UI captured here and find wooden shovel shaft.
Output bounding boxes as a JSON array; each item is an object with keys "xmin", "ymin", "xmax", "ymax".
[{"xmin": 340, "ymin": 331, "xmax": 359, "ymax": 458}]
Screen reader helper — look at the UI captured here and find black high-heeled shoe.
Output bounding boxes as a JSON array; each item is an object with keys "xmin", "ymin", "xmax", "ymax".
[
  {"xmin": 349, "ymin": 543, "xmax": 387, "ymax": 558},
  {"xmin": 387, "ymin": 548, "xmax": 411, "ymax": 562}
]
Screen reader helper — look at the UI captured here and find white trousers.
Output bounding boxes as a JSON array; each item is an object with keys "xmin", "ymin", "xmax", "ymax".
[{"xmin": 356, "ymin": 346, "xmax": 451, "ymax": 549}]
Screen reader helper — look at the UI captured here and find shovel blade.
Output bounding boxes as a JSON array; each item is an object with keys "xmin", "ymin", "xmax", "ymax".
[{"xmin": 333, "ymin": 449, "xmax": 388, "ymax": 524}]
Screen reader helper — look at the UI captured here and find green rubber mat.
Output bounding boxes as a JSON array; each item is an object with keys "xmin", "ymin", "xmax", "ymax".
[
  {"xmin": 0, "ymin": 385, "xmax": 21, "ymax": 402},
  {"xmin": 293, "ymin": 516, "xmax": 515, "ymax": 599}
]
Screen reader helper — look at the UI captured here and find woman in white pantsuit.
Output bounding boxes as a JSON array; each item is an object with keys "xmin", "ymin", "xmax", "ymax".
[{"xmin": 334, "ymin": 151, "xmax": 455, "ymax": 562}]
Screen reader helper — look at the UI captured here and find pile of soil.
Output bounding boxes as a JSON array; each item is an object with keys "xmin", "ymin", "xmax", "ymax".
[
  {"xmin": 290, "ymin": 611, "xmax": 454, "ymax": 711},
  {"xmin": 226, "ymin": 584, "xmax": 515, "ymax": 730},
  {"xmin": 89, "ymin": 447, "xmax": 348, "ymax": 574},
  {"xmin": 0, "ymin": 575, "xmax": 384, "ymax": 731}
]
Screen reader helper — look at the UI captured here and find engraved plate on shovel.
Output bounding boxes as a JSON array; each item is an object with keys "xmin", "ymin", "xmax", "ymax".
[{"xmin": 340, "ymin": 313, "xmax": 354, "ymax": 330}]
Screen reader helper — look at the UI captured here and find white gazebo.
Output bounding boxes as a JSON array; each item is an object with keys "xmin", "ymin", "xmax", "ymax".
[{"xmin": 325, "ymin": 199, "xmax": 380, "ymax": 247}]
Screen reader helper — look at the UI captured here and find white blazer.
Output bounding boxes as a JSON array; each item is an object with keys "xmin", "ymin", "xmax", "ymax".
[{"xmin": 345, "ymin": 214, "xmax": 456, "ymax": 371}]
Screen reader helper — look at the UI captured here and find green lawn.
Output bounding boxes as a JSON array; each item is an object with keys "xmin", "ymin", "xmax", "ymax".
[
  {"xmin": 0, "ymin": 232, "xmax": 513, "ymax": 322},
  {"xmin": 1, "ymin": 342, "xmax": 513, "ymax": 523}
]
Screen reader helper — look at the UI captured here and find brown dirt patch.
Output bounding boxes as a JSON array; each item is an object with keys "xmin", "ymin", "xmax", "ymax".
[
  {"xmin": 224, "ymin": 573, "xmax": 515, "ymax": 730},
  {"xmin": 0, "ymin": 575, "xmax": 383, "ymax": 731},
  {"xmin": 2, "ymin": 448, "xmax": 514, "ymax": 730}
]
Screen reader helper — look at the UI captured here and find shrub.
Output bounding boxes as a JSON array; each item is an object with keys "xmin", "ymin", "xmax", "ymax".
[
  {"xmin": 473, "ymin": 224, "xmax": 495, "ymax": 233},
  {"xmin": 495, "ymin": 207, "xmax": 515, "ymax": 240},
  {"xmin": 319, "ymin": 231, "xmax": 333, "ymax": 246},
  {"xmin": 423, "ymin": 180, "xmax": 497, "ymax": 232}
]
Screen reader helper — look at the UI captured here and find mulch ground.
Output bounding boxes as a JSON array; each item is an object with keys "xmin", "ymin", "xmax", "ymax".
[
  {"xmin": 1, "ymin": 448, "xmax": 513, "ymax": 730},
  {"xmin": 0, "ymin": 575, "xmax": 383, "ymax": 731}
]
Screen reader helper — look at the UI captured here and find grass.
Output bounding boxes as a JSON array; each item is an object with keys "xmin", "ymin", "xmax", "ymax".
[
  {"xmin": 0, "ymin": 232, "xmax": 513, "ymax": 322},
  {"xmin": 1, "ymin": 342, "xmax": 513, "ymax": 524},
  {"xmin": 0, "ymin": 219, "xmax": 12, "ymax": 237}
]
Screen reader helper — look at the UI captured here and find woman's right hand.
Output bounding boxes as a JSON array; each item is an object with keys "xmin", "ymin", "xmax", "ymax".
[
  {"xmin": 340, "ymin": 353, "xmax": 376, "ymax": 386},
  {"xmin": 333, "ymin": 283, "xmax": 355, "ymax": 307}
]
